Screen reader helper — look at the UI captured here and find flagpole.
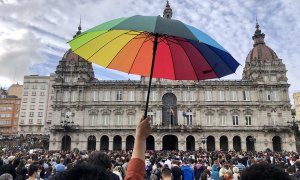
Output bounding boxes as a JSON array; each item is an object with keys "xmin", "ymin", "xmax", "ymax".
[{"xmin": 144, "ymin": 33, "xmax": 159, "ymax": 118}]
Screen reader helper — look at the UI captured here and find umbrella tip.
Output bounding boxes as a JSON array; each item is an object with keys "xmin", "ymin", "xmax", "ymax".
[{"xmin": 163, "ymin": 0, "xmax": 172, "ymax": 19}]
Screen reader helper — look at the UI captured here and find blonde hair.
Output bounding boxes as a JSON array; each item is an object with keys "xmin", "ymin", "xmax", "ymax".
[{"xmin": 233, "ymin": 166, "xmax": 239, "ymax": 173}]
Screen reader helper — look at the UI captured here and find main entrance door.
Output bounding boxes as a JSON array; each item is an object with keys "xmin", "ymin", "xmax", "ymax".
[{"xmin": 163, "ymin": 135, "xmax": 178, "ymax": 150}]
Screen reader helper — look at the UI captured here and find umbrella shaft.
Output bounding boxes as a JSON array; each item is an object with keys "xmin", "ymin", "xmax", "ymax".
[{"xmin": 144, "ymin": 33, "xmax": 159, "ymax": 118}]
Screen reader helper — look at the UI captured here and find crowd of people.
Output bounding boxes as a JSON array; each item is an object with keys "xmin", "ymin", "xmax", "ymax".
[{"xmin": 0, "ymin": 117, "xmax": 299, "ymax": 180}]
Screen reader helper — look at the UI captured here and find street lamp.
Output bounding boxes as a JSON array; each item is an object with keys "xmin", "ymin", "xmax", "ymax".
[
  {"xmin": 200, "ymin": 135, "xmax": 207, "ymax": 151},
  {"xmin": 287, "ymin": 113, "xmax": 300, "ymax": 137},
  {"xmin": 60, "ymin": 111, "xmax": 74, "ymax": 151}
]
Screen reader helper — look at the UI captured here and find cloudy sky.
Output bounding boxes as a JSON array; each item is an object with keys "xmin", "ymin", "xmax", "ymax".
[{"xmin": 0, "ymin": 0, "xmax": 299, "ymax": 103}]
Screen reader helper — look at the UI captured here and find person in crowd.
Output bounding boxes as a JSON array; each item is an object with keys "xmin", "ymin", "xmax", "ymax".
[
  {"xmin": 181, "ymin": 159, "xmax": 194, "ymax": 180},
  {"xmin": 125, "ymin": 116, "xmax": 151, "ymax": 180},
  {"xmin": 232, "ymin": 166, "xmax": 240, "ymax": 180},
  {"xmin": 0, "ymin": 173, "xmax": 13, "ymax": 180},
  {"xmin": 240, "ymin": 162, "xmax": 291, "ymax": 180},
  {"xmin": 219, "ymin": 162, "xmax": 232, "ymax": 178},
  {"xmin": 27, "ymin": 163, "xmax": 43, "ymax": 180},
  {"xmin": 171, "ymin": 160, "xmax": 182, "ymax": 180},
  {"xmin": 211, "ymin": 160, "xmax": 220, "ymax": 180},
  {"xmin": 16, "ymin": 159, "xmax": 27, "ymax": 180},
  {"xmin": 236, "ymin": 158, "xmax": 246, "ymax": 173},
  {"xmin": 54, "ymin": 159, "xmax": 65, "ymax": 174},
  {"xmin": 194, "ymin": 159, "xmax": 206, "ymax": 180},
  {"xmin": 161, "ymin": 167, "xmax": 172, "ymax": 180}
]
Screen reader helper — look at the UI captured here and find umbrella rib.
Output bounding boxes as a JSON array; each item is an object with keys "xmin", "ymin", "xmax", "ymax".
[
  {"xmin": 105, "ymin": 33, "xmax": 140, "ymax": 69},
  {"xmin": 70, "ymin": 31, "xmax": 111, "ymax": 52},
  {"xmin": 165, "ymin": 37, "xmax": 177, "ymax": 80},
  {"xmin": 204, "ymin": 43, "xmax": 240, "ymax": 74},
  {"xmin": 128, "ymin": 34, "xmax": 152, "ymax": 75},
  {"xmin": 175, "ymin": 39, "xmax": 200, "ymax": 80},
  {"xmin": 86, "ymin": 30, "xmax": 136, "ymax": 61}
]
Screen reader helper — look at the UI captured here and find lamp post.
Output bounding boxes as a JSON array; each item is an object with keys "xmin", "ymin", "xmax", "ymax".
[
  {"xmin": 200, "ymin": 135, "xmax": 207, "ymax": 151},
  {"xmin": 60, "ymin": 111, "xmax": 74, "ymax": 151},
  {"xmin": 287, "ymin": 112, "xmax": 300, "ymax": 137}
]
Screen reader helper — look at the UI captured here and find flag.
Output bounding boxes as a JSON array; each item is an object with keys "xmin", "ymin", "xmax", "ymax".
[
  {"xmin": 169, "ymin": 106, "xmax": 175, "ymax": 116},
  {"xmin": 183, "ymin": 112, "xmax": 189, "ymax": 118}
]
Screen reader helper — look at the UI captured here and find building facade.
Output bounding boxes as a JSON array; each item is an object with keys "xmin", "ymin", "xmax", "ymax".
[
  {"xmin": 294, "ymin": 92, "xmax": 300, "ymax": 121},
  {"xmin": 8, "ymin": 83, "xmax": 23, "ymax": 98},
  {"xmin": 19, "ymin": 75, "xmax": 51, "ymax": 137},
  {"xmin": 0, "ymin": 88, "xmax": 21, "ymax": 137},
  {"xmin": 49, "ymin": 4, "xmax": 295, "ymax": 152}
]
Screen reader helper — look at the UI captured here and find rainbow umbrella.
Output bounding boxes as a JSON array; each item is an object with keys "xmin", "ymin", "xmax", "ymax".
[{"xmin": 68, "ymin": 15, "xmax": 240, "ymax": 117}]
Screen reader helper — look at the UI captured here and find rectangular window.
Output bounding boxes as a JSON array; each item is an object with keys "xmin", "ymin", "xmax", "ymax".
[
  {"xmin": 128, "ymin": 91, "xmax": 135, "ymax": 101},
  {"xmin": 21, "ymin": 112, "xmax": 26, "ymax": 117},
  {"xmin": 273, "ymin": 91, "xmax": 279, "ymax": 101},
  {"xmin": 116, "ymin": 91, "xmax": 123, "ymax": 101},
  {"xmin": 32, "ymin": 85, "xmax": 37, "ymax": 89},
  {"xmin": 271, "ymin": 76, "xmax": 276, "ymax": 81},
  {"xmin": 220, "ymin": 115, "xmax": 226, "ymax": 126},
  {"xmin": 71, "ymin": 91, "xmax": 76, "ymax": 102},
  {"xmin": 41, "ymin": 85, "xmax": 46, "ymax": 90},
  {"xmin": 104, "ymin": 115, "xmax": 110, "ymax": 125},
  {"xmin": 243, "ymin": 90, "xmax": 250, "ymax": 101},
  {"xmin": 38, "ymin": 112, "xmax": 43, "ymax": 117},
  {"xmin": 190, "ymin": 91, "xmax": 196, "ymax": 101},
  {"xmin": 40, "ymin": 92, "xmax": 45, "ymax": 96},
  {"xmin": 207, "ymin": 115, "xmax": 212, "ymax": 125},
  {"xmin": 38, "ymin": 105, "xmax": 43, "ymax": 110},
  {"xmin": 39, "ymin": 98, "xmax": 44, "ymax": 103},
  {"xmin": 30, "ymin": 105, "xmax": 35, "ymax": 110},
  {"xmin": 182, "ymin": 91, "xmax": 189, "ymax": 101},
  {"xmin": 104, "ymin": 91, "xmax": 110, "ymax": 101},
  {"xmin": 37, "ymin": 119, "xmax": 42, "ymax": 124},
  {"xmin": 116, "ymin": 115, "xmax": 122, "ymax": 125},
  {"xmin": 219, "ymin": 91, "xmax": 225, "ymax": 101},
  {"xmin": 90, "ymin": 115, "xmax": 96, "ymax": 126},
  {"xmin": 29, "ymin": 112, "xmax": 34, "ymax": 117},
  {"xmin": 232, "ymin": 115, "xmax": 239, "ymax": 126},
  {"xmin": 91, "ymin": 91, "xmax": 97, "ymax": 101},
  {"xmin": 187, "ymin": 114, "xmax": 193, "ymax": 125},
  {"xmin": 128, "ymin": 115, "xmax": 135, "ymax": 125},
  {"xmin": 148, "ymin": 114, "xmax": 154, "ymax": 125},
  {"xmin": 231, "ymin": 91, "xmax": 237, "ymax": 101},
  {"xmin": 23, "ymin": 91, "xmax": 28, "ymax": 96},
  {"xmin": 246, "ymin": 116, "xmax": 252, "ymax": 125},
  {"xmin": 29, "ymin": 119, "xmax": 33, "ymax": 124},
  {"xmin": 20, "ymin": 119, "xmax": 24, "ymax": 124},
  {"xmin": 267, "ymin": 91, "xmax": 272, "ymax": 101},
  {"xmin": 31, "ymin": 98, "xmax": 35, "ymax": 103},
  {"xmin": 23, "ymin": 98, "xmax": 27, "ymax": 103},
  {"xmin": 31, "ymin": 91, "xmax": 36, "ymax": 96},
  {"xmin": 205, "ymin": 91, "xmax": 212, "ymax": 101},
  {"xmin": 24, "ymin": 85, "xmax": 29, "ymax": 89}
]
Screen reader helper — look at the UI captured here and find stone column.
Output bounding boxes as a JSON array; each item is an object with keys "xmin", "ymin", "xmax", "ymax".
[
  {"xmin": 122, "ymin": 140, "xmax": 126, "ymax": 150},
  {"xmin": 228, "ymin": 139, "xmax": 233, "ymax": 151},
  {"xmin": 215, "ymin": 139, "xmax": 220, "ymax": 151},
  {"xmin": 241, "ymin": 140, "xmax": 247, "ymax": 151},
  {"xmin": 155, "ymin": 140, "xmax": 162, "ymax": 151},
  {"xmin": 109, "ymin": 140, "xmax": 113, "ymax": 151},
  {"xmin": 179, "ymin": 141, "xmax": 185, "ymax": 151}
]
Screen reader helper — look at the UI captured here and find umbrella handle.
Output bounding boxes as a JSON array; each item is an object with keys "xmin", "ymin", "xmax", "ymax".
[{"xmin": 144, "ymin": 33, "xmax": 159, "ymax": 119}]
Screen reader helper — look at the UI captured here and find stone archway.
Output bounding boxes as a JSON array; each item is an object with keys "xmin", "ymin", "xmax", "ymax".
[
  {"xmin": 186, "ymin": 135, "xmax": 195, "ymax": 151},
  {"xmin": 146, "ymin": 135, "xmax": 155, "ymax": 150},
  {"xmin": 272, "ymin": 136, "xmax": 282, "ymax": 152},
  {"xmin": 61, "ymin": 135, "xmax": 71, "ymax": 151},
  {"xmin": 100, "ymin": 135, "xmax": 109, "ymax": 151},
  {"xmin": 113, "ymin": 135, "xmax": 122, "ymax": 151},
  {"xmin": 233, "ymin": 136, "xmax": 241, "ymax": 151},
  {"xmin": 246, "ymin": 136, "xmax": 255, "ymax": 152},
  {"xmin": 87, "ymin": 135, "xmax": 96, "ymax": 151},
  {"xmin": 126, "ymin": 135, "xmax": 134, "ymax": 150},
  {"xmin": 207, "ymin": 136, "xmax": 215, "ymax": 151},
  {"xmin": 163, "ymin": 135, "xmax": 178, "ymax": 150},
  {"xmin": 220, "ymin": 136, "xmax": 228, "ymax": 151},
  {"xmin": 162, "ymin": 93, "xmax": 177, "ymax": 126}
]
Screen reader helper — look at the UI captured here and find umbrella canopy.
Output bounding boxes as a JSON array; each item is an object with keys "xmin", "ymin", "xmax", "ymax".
[{"xmin": 68, "ymin": 15, "xmax": 240, "ymax": 116}]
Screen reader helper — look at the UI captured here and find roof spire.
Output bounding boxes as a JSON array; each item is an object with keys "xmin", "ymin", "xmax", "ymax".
[
  {"xmin": 252, "ymin": 16, "xmax": 265, "ymax": 47},
  {"xmin": 163, "ymin": 0, "xmax": 172, "ymax": 19},
  {"xmin": 73, "ymin": 16, "xmax": 82, "ymax": 38}
]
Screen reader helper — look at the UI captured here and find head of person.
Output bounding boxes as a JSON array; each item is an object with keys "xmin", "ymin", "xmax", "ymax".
[
  {"xmin": 240, "ymin": 162, "xmax": 291, "ymax": 180},
  {"xmin": 28, "ymin": 163, "xmax": 39, "ymax": 177},
  {"xmin": 87, "ymin": 151, "xmax": 112, "ymax": 171},
  {"xmin": 0, "ymin": 173, "xmax": 13, "ymax": 180},
  {"xmin": 233, "ymin": 166, "xmax": 239, "ymax": 174},
  {"xmin": 161, "ymin": 167, "xmax": 172, "ymax": 180}
]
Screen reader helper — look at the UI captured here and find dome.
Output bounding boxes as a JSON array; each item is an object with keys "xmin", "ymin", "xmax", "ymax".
[
  {"xmin": 62, "ymin": 49, "xmax": 85, "ymax": 62},
  {"xmin": 246, "ymin": 44, "xmax": 278, "ymax": 62},
  {"xmin": 246, "ymin": 23, "xmax": 278, "ymax": 63}
]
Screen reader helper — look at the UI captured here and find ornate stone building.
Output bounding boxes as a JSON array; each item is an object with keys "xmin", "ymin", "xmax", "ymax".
[{"xmin": 49, "ymin": 4, "xmax": 295, "ymax": 152}]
